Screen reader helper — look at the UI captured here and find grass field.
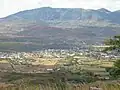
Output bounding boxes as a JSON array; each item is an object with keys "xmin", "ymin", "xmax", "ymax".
[
  {"xmin": 0, "ymin": 71, "xmax": 119, "ymax": 90},
  {"xmin": 0, "ymin": 81, "xmax": 120, "ymax": 90}
]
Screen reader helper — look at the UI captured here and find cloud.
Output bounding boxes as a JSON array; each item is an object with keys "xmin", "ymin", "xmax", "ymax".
[
  {"xmin": 37, "ymin": 0, "xmax": 120, "ymax": 11},
  {"xmin": 0, "ymin": 0, "xmax": 120, "ymax": 18}
]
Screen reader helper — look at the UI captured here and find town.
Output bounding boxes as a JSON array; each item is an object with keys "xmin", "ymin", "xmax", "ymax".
[{"xmin": 0, "ymin": 45, "xmax": 119, "ymax": 73}]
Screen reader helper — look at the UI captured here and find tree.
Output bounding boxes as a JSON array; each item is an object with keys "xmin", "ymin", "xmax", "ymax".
[
  {"xmin": 104, "ymin": 35, "xmax": 120, "ymax": 77},
  {"xmin": 104, "ymin": 35, "xmax": 120, "ymax": 52},
  {"xmin": 114, "ymin": 59, "xmax": 120, "ymax": 69}
]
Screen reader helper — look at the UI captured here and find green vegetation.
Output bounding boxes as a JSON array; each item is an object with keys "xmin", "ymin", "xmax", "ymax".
[
  {"xmin": 104, "ymin": 35, "xmax": 120, "ymax": 78},
  {"xmin": 0, "ymin": 72, "xmax": 120, "ymax": 90},
  {"xmin": 104, "ymin": 35, "xmax": 120, "ymax": 52}
]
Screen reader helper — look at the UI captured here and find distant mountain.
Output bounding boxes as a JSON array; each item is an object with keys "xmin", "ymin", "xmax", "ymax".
[
  {"xmin": 0, "ymin": 7, "xmax": 120, "ymax": 51},
  {"xmin": 2, "ymin": 7, "xmax": 120, "ymax": 24},
  {"xmin": 97, "ymin": 8, "xmax": 111, "ymax": 13},
  {"xmin": 110, "ymin": 10, "xmax": 120, "ymax": 23}
]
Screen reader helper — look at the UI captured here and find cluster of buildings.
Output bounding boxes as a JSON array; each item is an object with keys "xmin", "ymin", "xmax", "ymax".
[
  {"xmin": 0, "ymin": 47, "xmax": 119, "ymax": 61},
  {"xmin": 0, "ymin": 47, "xmax": 119, "ymax": 73}
]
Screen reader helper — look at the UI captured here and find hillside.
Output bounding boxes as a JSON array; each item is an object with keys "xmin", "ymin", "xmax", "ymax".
[
  {"xmin": 2, "ymin": 7, "xmax": 120, "ymax": 24},
  {"xmin": 0, "ymin": 7, "xmax": 120, "ymax": 51}
]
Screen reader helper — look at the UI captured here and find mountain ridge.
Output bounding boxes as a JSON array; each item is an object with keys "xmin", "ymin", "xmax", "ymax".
[
  {"xmin": 1, "ymin": 7, "xmax": 120, "ymax": 24},
  {"xmin": 0, "ymin": 7, "xmax": 120, "ymax": 51}
]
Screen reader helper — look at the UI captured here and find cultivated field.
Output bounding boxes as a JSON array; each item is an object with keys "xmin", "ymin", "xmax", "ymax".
[{"xmin": 0, "ymin": 53, "xmax": 117, "ymax": 90}]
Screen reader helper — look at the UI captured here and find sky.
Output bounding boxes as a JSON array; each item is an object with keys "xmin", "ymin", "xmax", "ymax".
[{"xmin": 1, "ymin": 0, "xmax": 120, "ymax": 18}]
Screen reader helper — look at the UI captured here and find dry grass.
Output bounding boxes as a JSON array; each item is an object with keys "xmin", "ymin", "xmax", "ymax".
[
  {"xmin": 0, "ymin": 60, "xmax": 9, "ymax": 63},
  {"xmin": 0, "ymin": 81, "xmax": 120, "ymax": 90},
  {"xmin": 99, "ymin": 61, "xmax": 114, "ymax": 67},
  {"xmin": 37, "ymin": 58, "xmax": 59, "ymax": 65},
  {"xmin": 0, "ymin": 57, "xmax": 60, "ymax": 66}
]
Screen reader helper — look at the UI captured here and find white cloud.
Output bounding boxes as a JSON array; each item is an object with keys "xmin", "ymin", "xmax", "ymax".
[{"xmin": 0, "ymin": 0, "xmax": 120, "ymax": 18}]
